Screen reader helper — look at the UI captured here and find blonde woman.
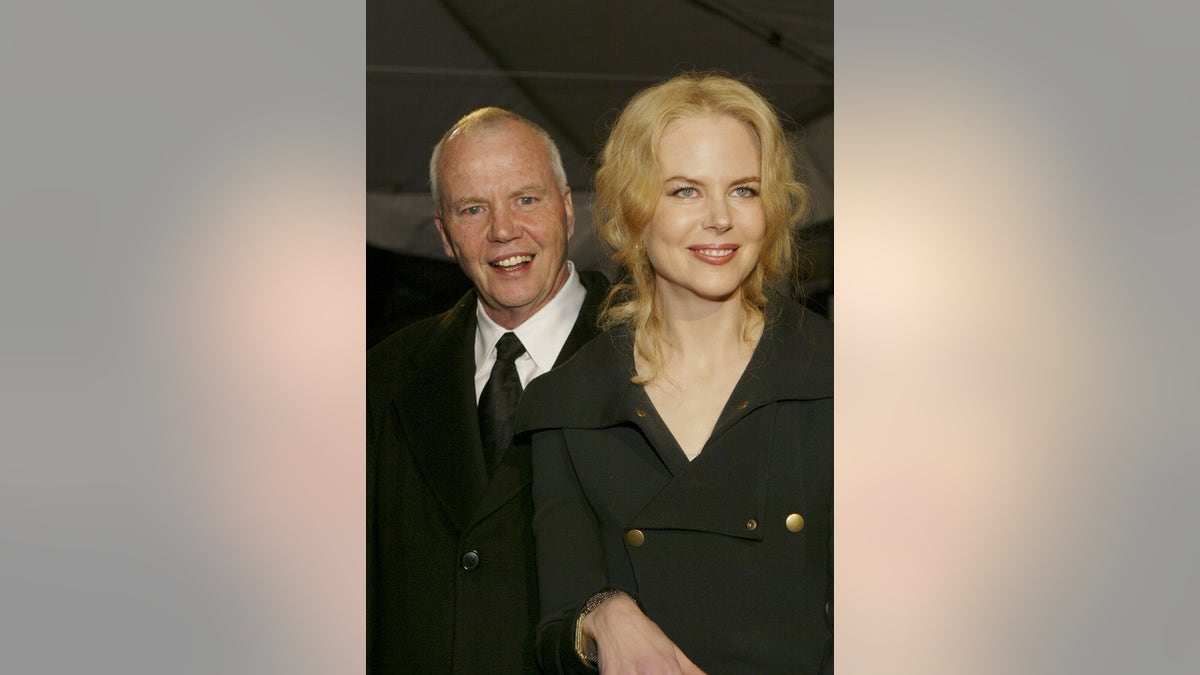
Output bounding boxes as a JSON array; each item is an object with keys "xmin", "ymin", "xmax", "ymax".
[{"xmin": 517, "ymin": 73, "xmax": 832, "ymax": 673}]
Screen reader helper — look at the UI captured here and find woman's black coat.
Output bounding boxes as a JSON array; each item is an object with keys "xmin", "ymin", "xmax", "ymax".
[{"xmin": 517, "ymin": 299, "xmax": 833, "ymax": 674}]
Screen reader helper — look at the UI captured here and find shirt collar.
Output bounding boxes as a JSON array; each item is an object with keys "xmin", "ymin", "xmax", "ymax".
[{"xmin": 474, "ymin": 261, "xmax": 587, "ymax": 374}]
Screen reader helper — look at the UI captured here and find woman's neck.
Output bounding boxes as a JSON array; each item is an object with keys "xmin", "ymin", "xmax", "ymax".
[
  {"xmin": 637, "ymin": 289, "xmax": 765, "ymax": 460},
  {"xmin": 655, "ymin": 291, "xmax": 762, "ymax": 369}
]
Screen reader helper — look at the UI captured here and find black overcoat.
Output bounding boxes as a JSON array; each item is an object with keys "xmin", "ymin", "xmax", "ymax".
[
  {"xmin": 367, "ymin": 271, "xmax": 609, "ymax": 674},
  {"xmin": 517, "ymin": 298, "xmax": 833, "ymax": 674}
]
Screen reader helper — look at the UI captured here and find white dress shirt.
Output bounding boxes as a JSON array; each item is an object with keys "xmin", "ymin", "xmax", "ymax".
[{"xmin": 473, "ymin": 261, "xmax": 587, "ymax": 402}]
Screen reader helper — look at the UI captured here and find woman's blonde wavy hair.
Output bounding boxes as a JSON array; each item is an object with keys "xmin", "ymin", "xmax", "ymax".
[{"xmin": 595, "ymin": 73, "xmax": 810, "ymax": 383}]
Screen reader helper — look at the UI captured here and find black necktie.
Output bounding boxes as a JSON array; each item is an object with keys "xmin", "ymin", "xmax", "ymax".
[{"xmin": 478, "ymin": 332, "xmax": 526, "ymax": 476}]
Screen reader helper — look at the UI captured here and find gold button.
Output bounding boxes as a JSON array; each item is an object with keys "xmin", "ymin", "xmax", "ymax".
[
  {"xmin": 625, "ymin": 529, "xmax": 645, "ymax": 547},
  {"xmin": 786, "ymin": 513, "xmax": 805, "ymax": 532},
  {"xmin": 635, "ymin": 408, "xmax": 647, "ymax": 418},
  {"xmin": 736, "ymin": 400, "xmax": 749, "ymax": 410},
  {"xmin": 745, "ymin": 519, "xmax": 757, "ymax": 531}
]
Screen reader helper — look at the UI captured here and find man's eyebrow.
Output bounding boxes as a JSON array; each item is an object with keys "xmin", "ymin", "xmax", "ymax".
[
  {"xmin": 509, "ymin": 184, "xmax": 549, "ymax": 198},
  {"xmin": 449, "ymin": 196, "xmax": 485, "ymax": 211}
]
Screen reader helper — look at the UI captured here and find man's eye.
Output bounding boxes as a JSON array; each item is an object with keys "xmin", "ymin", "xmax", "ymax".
[
  {"xmin": 517, "ymin": 196, "xmax": 536, "ymax": 205},
  {"xmin": 462, "ymin": 205, "xmax": 483, "ymax": 216},
  {"xmin": 671, "ymin": 186, "xmax": 697, "ymax": 198}
]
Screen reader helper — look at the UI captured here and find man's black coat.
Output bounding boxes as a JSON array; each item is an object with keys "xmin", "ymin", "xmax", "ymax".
[{"xmin": 367, "ymin": 270, "xmax": 609, "ymax": 674}]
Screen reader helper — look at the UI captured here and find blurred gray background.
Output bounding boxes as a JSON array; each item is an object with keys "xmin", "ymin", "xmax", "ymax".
[{"xmin": 3, "ymin": 1, "xmax": 1199, "ymax": 674}]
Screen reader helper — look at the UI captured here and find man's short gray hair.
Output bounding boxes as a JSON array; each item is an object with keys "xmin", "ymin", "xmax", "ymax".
[{"xmin": 429, "ymin": 107, "xmax": 569, "ymax": 213}]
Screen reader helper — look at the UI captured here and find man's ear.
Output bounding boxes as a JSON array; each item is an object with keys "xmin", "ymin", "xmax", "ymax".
[
  {"xmin": 562, "ymin": 188, "xmax": 575, "ymax": 240},
  {"xmin": 434, "ymin": 214, "xmax": 455, "ymax": 258}
]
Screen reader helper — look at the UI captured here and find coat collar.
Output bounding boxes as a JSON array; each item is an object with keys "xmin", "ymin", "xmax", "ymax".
[
  {"xmin": 557, "ymin": 270, "xmax": 610, "ymax": 368},
  {"xmin": 518, "ymin": 296, "xmax": 832, "ymax": 435},
  {"xmin": 517, "ymin": 297, "xmax": 831, "ymax": 542}
]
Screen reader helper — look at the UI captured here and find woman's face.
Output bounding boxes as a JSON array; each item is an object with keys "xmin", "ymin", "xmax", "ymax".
[{"xmin": 643, "ymin": 114, "xmax": 766, "ymax": 306}]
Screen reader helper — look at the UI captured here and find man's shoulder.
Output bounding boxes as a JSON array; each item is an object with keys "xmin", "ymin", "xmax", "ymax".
[
  {"xmin": 576, "ymin": 268, "xmax": 610, "ymax": 292},
  {"xmin": 367, "ymin": 293, "xmax": 474, "ymax": 392},
  {"xmin": 369, "ymin": 314, "xmax": 439, "ymax": 362}
]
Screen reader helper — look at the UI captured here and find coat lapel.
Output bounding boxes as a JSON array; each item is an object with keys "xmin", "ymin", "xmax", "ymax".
[
  {"xmin": 630, "ymin": 300, "xmax": 831, "ymax": 539},
  {"xmin": 629, "ymin": 388, "xmax": 777, "ymax": 541},
  {"xmin": 396, "ymin": 294, "xmax": 488, "ymax": 532},
  {"xmin": 470, "ymin": 433, "xmax": 532, "ymax": 524}
]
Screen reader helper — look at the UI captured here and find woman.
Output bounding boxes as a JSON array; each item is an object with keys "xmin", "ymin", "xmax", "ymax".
[{"xmin": 517, "ymin": 73, "xmax": 832, "ymax": 674}]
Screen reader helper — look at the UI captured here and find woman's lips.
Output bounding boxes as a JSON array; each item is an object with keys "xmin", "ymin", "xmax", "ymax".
[{"xmin": 688, "ymin": 244, "xmax": 739, "ymax": 265}]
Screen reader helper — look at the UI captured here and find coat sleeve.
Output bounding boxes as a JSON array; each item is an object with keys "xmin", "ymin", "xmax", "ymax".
[{"xmin": 531, "ymin": 428, "xmax": 611, "ymax": 673}]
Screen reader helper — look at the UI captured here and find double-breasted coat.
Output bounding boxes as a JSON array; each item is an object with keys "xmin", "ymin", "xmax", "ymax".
[
  {"xmin": 517, "ymin": 298, "xmax": 833, "ymax": 674},
  {"xmin": 367, "ymin": 270, "xmax": 609, "ymax": 674}
]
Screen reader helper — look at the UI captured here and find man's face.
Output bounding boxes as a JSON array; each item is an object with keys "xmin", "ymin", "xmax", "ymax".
[{"xmin": 434, "ymin": 121, "xmax": 574, "ymax": 329}]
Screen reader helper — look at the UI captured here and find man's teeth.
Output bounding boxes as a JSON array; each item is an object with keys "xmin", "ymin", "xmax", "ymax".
[{"xmin": 493, "ymin": 255, "xmax": 533, "ymax": 268}]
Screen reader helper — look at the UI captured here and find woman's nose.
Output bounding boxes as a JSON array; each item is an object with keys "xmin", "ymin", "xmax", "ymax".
[{"xmin": 706, "ymin": 197, "xmax": 732, "ymax": 233}]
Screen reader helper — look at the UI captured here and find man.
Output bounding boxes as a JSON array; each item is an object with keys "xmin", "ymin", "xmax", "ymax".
[{"xmin": 367, "ymin": 108, "xmax": 609, "ymax": 673}]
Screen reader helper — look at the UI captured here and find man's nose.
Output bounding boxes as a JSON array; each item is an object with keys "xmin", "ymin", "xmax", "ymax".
[{"xmin": 488, "ymin": 204, "xmax": 521, "ymax": 241}]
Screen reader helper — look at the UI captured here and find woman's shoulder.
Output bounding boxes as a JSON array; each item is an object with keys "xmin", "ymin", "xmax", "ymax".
[
  {"xmin": 517, "ymin": 330, "xmax": 633, "ymax": 433},
  {"xmin": 769, "ymin": 294, "xmax": 831, "ymax": 337},
  {"xmin": 541, "ymin": 328, "xmax": 629, "ymax": 387},
  {"xmin": 758, "ymin": 296, "xmax": 833, "ymax": 399}
]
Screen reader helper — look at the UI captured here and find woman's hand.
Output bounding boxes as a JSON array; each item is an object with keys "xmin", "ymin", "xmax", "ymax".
[{"xmin": 582, "ymin": 594, "xmax": 705, "ymax": 674}]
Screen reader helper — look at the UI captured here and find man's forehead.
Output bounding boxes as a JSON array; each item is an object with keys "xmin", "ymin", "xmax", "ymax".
[{"xmin": 441, "ymin": 134, "xmax": 554, "ymax": 183}]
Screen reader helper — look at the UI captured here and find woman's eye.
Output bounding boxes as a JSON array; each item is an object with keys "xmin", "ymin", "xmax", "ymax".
[
  {"xmin": 672, "ymin": 186, "xmax": 697, "ymax": 198},
  {"xmin": 733, "ymin": 186, "xmax": 758, "ymax": 197}
]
